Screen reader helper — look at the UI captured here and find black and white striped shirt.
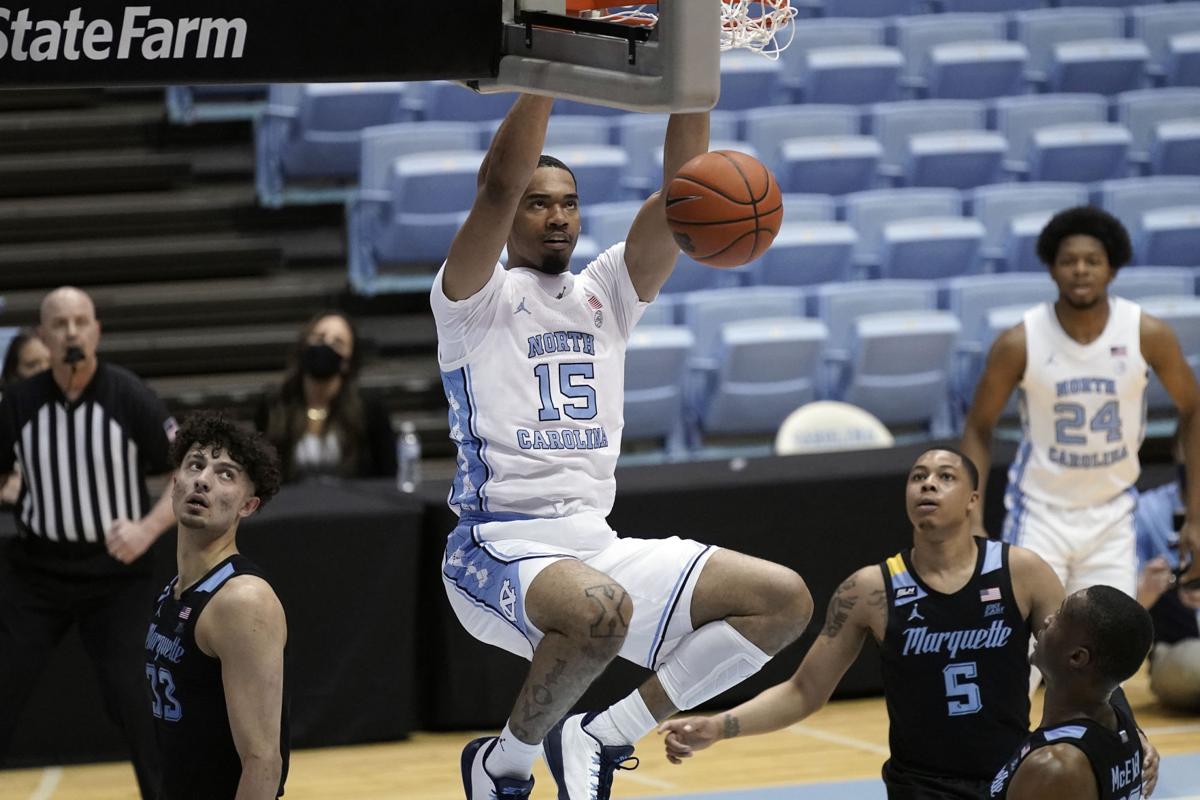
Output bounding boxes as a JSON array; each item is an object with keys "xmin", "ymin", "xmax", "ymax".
[{"xmin": 0, "ymin": 362, "xmax": 174, "ymax": 572}]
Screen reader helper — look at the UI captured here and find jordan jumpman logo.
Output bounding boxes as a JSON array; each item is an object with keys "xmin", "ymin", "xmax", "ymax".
[{"xmin": 514, "ymin": 297, "xmax": 531, "ymax": 315}]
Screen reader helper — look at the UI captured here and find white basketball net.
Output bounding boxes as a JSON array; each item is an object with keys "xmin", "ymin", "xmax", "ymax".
[{"xmin": 588, "ymin": 2, "xmax": 797, "ymax": 59}]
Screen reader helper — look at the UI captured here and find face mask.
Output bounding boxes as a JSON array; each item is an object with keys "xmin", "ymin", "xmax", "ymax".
[
  {"xmin": 301, "ymin": 343, "xmax": 344, "ymax": 380},
  {"xmin": 64, "ymin": 346, "xmax": 85, "ymax": 366}
]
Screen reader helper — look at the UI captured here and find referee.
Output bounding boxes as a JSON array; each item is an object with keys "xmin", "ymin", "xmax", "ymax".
[{"xmin": 0, "ymin": 286, "xmax": 176, "ymax": 797}]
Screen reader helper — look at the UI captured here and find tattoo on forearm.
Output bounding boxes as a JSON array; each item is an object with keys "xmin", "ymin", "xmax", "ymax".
[
  {"xmin": 821, "ymin": 576, "xmax": 858, "ymax": 638},
  {"xmin": 515, "ymin": 657, "xmax": 569, "ymax": 737},
  {"xmin": 723, "ymin": 713, "xmax": 740, "ymax": 740},
  {"xmin": 585, "ymin": 584, "xmax": 630, "ymax": 638}
]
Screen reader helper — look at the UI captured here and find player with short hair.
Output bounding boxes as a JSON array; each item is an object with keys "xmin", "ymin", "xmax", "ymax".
[
  {"xmin": 148, "ymin": 412, "xmax": 288, "ymax": 800},
  {"xmin": 433, "ymin": 94, "xmax": 813, "ymax": 800},
  {"xmin": 961, "ymin": 205, "xmax": 1200, "ymax": 599},
  {"xmin": 660, "ymin": 448, "xmax": 1157, "ymax": 799},
  {"xmin": 989, "ymin": 585, "xmax": 1155, "ymax": 799}
]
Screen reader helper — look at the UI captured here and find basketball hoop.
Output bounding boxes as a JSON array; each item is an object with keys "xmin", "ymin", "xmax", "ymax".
[{"xmin": 565, "ymin": 1, "xmax": 796, "ymax": 59}]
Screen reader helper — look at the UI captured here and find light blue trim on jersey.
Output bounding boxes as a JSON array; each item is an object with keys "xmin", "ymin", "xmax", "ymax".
[
  {"xmin": 646, "ymin": 544, "xmax": 712, "ymax": 669},
  {"xmin": 195, "ymin": 563, "xmax": 236, "ymax": 594},
  {"xmin": 441, "ymin": 366, "xmax": 492, "ymax": 514},
  {"xmin": 463, "ymin": 365, "xmax": 492, "ymax": 512},
  {"xmin": 443, "ymin": 522, "xmax": 533, "ymax": 643},
  {"xmin": 1042, "ymin": 724, "xmax": 1088, "ymax": 742},
  {"xmin": 1003, "ymin": 440, "xmax": 1032, "ymax": 546},
  {"xmin": 981, "ymin": 540, "xmax": 1003, "ymax": 575}
]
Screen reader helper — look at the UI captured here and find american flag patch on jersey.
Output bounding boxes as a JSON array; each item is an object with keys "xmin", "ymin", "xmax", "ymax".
[
  {"xmin": 979, "ymin": 587, "xmax": 1001, "ymax": 603},
  {"xmin": 178, "ymin": 606, "xmax": 192, "ymax": 621},
  {"xmin": 1111, "ymin": 345, "xmax": 1127, "ymax": 356},
  {"xmin": 587, "ymin": 294, "xmax": 603, "ymax": 311}
]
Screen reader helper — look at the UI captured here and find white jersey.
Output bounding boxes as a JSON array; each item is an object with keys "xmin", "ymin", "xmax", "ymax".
[
  {"xmin": 430, "ymin": 243, "xmax": 646, "ymax": 519},
  {"xmin": 1012, "ymin": 297, "xmax": 1148, "ymax": 508}
]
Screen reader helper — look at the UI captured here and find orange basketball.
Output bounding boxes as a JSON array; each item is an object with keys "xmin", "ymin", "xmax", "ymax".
[{"xmin": 665, "ymin": 150, "xmax": 784, "ymax": 268}]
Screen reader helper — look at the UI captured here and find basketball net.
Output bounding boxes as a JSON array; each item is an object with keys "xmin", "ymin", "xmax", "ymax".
[{"xmin": 564, "ymin": 2, "xmax": 797, "ymax": 60}]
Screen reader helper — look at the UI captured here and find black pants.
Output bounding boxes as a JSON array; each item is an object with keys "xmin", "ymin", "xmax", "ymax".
[
  {"xmin": 0, "ymin": 540, "xmax": 162, "ymax": 798},
  {"xmin": 883, "ymin": 760, "xmax": 991, "ymax": 800}
]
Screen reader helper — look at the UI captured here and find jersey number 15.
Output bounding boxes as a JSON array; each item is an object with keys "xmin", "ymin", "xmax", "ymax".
[{"xmin": 534, "ymin": 363, "xmax": 597, "ymax": 421}]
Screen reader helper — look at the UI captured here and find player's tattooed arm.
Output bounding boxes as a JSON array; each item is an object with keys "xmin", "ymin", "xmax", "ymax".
[
  {"xmin": 821, "ymin": 575, "xmax": 860, "ymax": 638},
  {"xmin": 722, "ymin": 713, "xmax": 741, "ymax": 739}
]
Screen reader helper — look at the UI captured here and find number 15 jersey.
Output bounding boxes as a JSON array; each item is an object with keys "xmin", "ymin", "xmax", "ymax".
[
  {"xmin": 431, "ymin": 244, "xmax": 646, "ymax": 520},
  {"xmin": 1014, "ymin": 297, "xmax": 1148, "ymax": 508}
]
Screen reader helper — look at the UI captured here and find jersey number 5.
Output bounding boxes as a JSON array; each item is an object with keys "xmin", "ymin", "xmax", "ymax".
[
  {"xmin": 534, "ymin": 363, "xmax": 597, "ymax": 421},
  {"xmin": 146, "ymin": 664, "xmax": 182, "ymax": 722},
  {"xmin": 943, "ymin": 661, "xmax": 982, "ymax": 716}
]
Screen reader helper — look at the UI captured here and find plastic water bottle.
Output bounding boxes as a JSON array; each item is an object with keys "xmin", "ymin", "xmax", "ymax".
[{"xmin": 397, "ymin": 420, "xmax": 422, "ymax": 493}]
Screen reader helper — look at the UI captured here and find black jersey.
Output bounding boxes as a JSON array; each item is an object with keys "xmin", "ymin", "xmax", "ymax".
[
  {"xmin": 147, "ymin": 555, "xmax": 289, "ymax": 799},
  {"xmin": 989, "ymin": 703, "xmax": 1142, "ymax": 799},
  {"xmin": 879, "ymin": 538, "xmax": 1032, "ymax": 781}
]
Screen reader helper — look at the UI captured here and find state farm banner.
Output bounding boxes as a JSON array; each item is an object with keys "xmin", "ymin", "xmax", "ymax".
[{"xmin": 0, "ymin": 1, "xmax": 500, "ymax": 87}]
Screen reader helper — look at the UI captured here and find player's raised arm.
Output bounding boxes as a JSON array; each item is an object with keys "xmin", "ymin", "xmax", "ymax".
[
  {"xmin": 1010, "ymin": 546, "xmax": 1065, "ymax": 639},
  {"xmin": 624, "ymin": 112, "xmax": 710, "ymax": 301},
  {"xmin": 659, "ymin": 567, "xmax": 881, "ymax": 763},
  {"xmin": 960, "ymin": 323, "xmax": 1027, "ymax": 535},
  {"xmin": 1005, "ymin": 745, "xmax": 1099, "ymax": 800},
  {"xmin": 1141, "ymin": 312, "xmax": 1200, "ymax": 588},
  {"xmin": 443, "ymin": 94, "xmax": 554, "ymax": 301},
  {"xmin": 199, "ymin": 577, "xmax": 288, "ymax": 800}
]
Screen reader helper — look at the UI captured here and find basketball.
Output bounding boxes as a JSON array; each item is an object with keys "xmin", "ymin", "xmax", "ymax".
[{"xmin": 665, "ymin": 150, "xmax": 784, "ymax": 269}]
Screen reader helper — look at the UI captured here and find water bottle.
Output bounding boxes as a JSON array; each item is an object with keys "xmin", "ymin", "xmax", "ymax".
[{"xmin": 397, "ymin": 420, "xmax": 422, "ymax": 493}]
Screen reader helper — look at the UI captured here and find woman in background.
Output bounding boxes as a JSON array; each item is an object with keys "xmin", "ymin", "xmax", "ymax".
[
  {"xmin": 0, "ymin": 330, "xmax": 50, "ymax": 505},
  {"xmin": 256, "ymin": 311, "xmax": 396, "ymax": 482}
]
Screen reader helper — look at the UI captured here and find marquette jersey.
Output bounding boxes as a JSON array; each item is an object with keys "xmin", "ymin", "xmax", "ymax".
[
  {"xmin": 147, "ymin": 555, "xmax": 289, "ymax": 799},
  {"xmin": 990, "ymin": 704, "xmax": 1142, "ymax": 799},
  {"xmin": 431, "ymin": 244, "xmax": 646, "ymax": 519},
  {"xmin": 880, "ymin": 539, "xmax": 1032, "ymax": 780},
  {"xmin": 1012, "ymin": 297, "xmax": 1148, "ymax": 507}
]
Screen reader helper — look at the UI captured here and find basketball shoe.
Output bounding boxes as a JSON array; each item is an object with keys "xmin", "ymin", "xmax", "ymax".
[
  {"xmin": 543, "ymin": 712, "xmax": 639, "ymax": 800},
  {"xmin": 461, "ymin": 737, "xmax": 534, "ymax": 800}
]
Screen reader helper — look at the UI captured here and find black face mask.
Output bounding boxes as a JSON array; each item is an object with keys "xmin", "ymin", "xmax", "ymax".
[
  {"xmin": 300, "ymin": 344, "xmax": 345, "ymax": 380},
  {"xmin": 64, "ymin": 346, "xmax": 85, "ymax": 366}
]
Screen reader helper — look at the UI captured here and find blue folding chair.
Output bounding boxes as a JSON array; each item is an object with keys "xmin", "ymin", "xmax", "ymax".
[
  {"xmin": 822, "ymin": 0, "xmax": 923, "ymax": 16},
  {"xmin": 624, "ymin": 325, "xmax": 694, "ymax": 450},
  {"xmin": 867, "ymin": 100, "xmax": 990, "ymax": 184},
  {"xmin": 541, "ymin": 145, "xmax": 629, "ymax": 204},
  {"xmin": 1141, "ymin": 295, "xmax": 1200, "ymax": 410},
  {"xmin": 1011, "ymin": 7, "xmax": 1126, "ymax": 86},
  {"xmin": 1027, "ymin": 123, "xmax": 1132, "ymax": 183},
  {"xmin": 750, "ymin": 221, "xmax": 858, "ymax": 287},
  {"xmin": 584, "ymin": 201, "xmax": 642, "ymax": 251},
  {"xmin": 879, "ymin": 216, "xmax": 986, "ymax": 280},
  {"xmin": 415, "ymin": 82, "xmax": 516, "ymax": 121},
  {"xmin": 742, "ymin": 105, "xmax": 861, "ymax": 177},
  {"xmin": 940, "ymin": 0, "xmax": 1041, "ymax": 10},
  {"xmin": 992, "ymin": 93, "xmax": 1109, "ymax": 176},
  {"xmin": 1116, "ymin": 89, "xmax": 1200, "ymax": 171},
  {"xmin": 779, "ymin": 193, "xmax": 838, "ymax": 222},
  {"xmin": 780, "ymin": 18, "xmax": 888, "ymax": 101},
  {"xmin": 893, "ymin": 13, "xmax": 1010, "ymax": 95},
  {"xmin": 927, "ymin": 40, "xmax": 1029, "ymax": 100},
  {"xmin": 843, "ymin": 187, "xmax": 964, "ymax": 270},
  {"xmin": 969, "ymin": 182, "xmax": 1088, "ymax": 264},
  {"xmin": 681, "ymin": 287, "xmax": 807, "ymax": 373},
  {"xmin": 780, "ymin": 135, "xmax": 883, "ymax": 195},
  {"xmin": 1003, "ymin": 209, "xmax": 1056, "ymax": 272},
  {"xmin": 1137, "ymin": 209, "xmax": 1200, "ymax": 267},
  {"xmin": 797, "ymin": 46, "xmax": 904, "ymax": 105},
  {"xmin": 839, "ymin": 311, "xmax": 961, "ymax": 436},
  {"xmin": 372, "ymin": 150, "xmax": 484, "ymax": 264},
  {"xmin": 1095, "ymin": 176, "xmax": 1200, "ymax": 232},
  {"xmin": 1151, "ymin": 120, "xmax": 1200, "ymax": 176},
  {"xmin": 716, "ymin": 52, "xmax": 784, "ymax": 112},
  {"xmin": 1049, "ymin": 39, "xmax": 1149, "ymax": 95},
  {"xmin": 1112, "ymin": 266, "xmax": 1196, "ymax": 300},
  {"xmin": 615, "ymin": 112, "xmax": 739, "ymax": 195},
  {"xmin": 905, "ymin": 129, "xmax": 1007, "ymax": 189}
]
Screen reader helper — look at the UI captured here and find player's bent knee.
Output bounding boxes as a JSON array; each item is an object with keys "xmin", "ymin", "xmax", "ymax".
[{"xmin": 772, "ymin": 568, "xmax": 813, "ymax": 644}]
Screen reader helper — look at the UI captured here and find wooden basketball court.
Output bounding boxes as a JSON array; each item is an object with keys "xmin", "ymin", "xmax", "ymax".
[{"xmin": 3, "ymin": 668, "xmax": 1198, "ymax": 799}]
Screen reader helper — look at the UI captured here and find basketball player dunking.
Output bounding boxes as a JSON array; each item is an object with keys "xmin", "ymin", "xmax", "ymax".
[
  {"xmin": 661, "ymin": 448, "xmax": 1159, "ymax": 800},
  {"xmin": 433, "ymin": 94, "xmax": 813, "ymax": 800}
]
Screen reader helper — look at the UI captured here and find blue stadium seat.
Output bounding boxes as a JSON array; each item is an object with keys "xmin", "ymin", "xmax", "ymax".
[
  {"xmin": 1095, "ymin": 176, "xmax": 1200, "ymax": 231},
  {"xmin": 584, "ymin": 201, "xmax": 642, "ymax": 251},
  {"xmin": 1012, "ymin": 7, "xmax": 1126, "ymax": 86},
  {"xmin": 696, "ymin": 318, "xmax": 829, "ymax": 439},
  {"xmin": 1003, "ymin": 210, "xmax": 1055, "ymax": 272},
  {"xmin": 166, "ymin": 84, "xmax": 268, "ymax": 125},
  {"xmin": 541, "ymin": 144, "xmax": 629, "ymax": 204},
  {"xmin": 779, "ymin": 19, "xmax": 895, "ymax": 103},
  {"xmin": 1115, "ymin": 88, "xmax": 1200, "ymax": 171},
  {"xmin": 742, "ymin": 105, "xmax": 860, "ymax": 175},
  {"xmin": 843, "ymin": 187, "xmax": 964, "ymax": 269},
  {"xmin": 1151, "ymin": 119, "xmax": 1200, "ymax": 176},
  {"xmin": 975, "ymin": 303, "xmax": 1031, "ymax": 415},
  {"xmin": 373, "ymin": 150, "xmax": 484, "ymax": 263},
  {"xmin": 1140, "ymin": 295, "xmax": 1200, "ymax": 410},
  {"xmin": 1137, "ymin": 208, "xmax": 1200, "ymax": 266},
  {"xmin": 780, "ymin": 135, "xmax": 883, "ymax": 195},
  {"xmin": 615, "ymin": 112, "xmax": 739, "ymax": 195},
  {"xmin": 941, "ymin": 273, "xmax": 1053, "ymax": 402},
  {"xmin": 624, "ymin": 325, "xmax": 694, "ymax": 447},
  {"xmin": 1027, "ymin": 122, "xmax": 1132, "ymax": 183},
  {"xmin": 893, "ymin": 13, "xmax": 1011, "ymax": 95},
  {"xmin": 811, "ymin": 279, "xmax": 939, "ymax": 377},
  {"xmin": 1130, "ymin": 3, "xmax": 1200, "ymax": 84},
  {"xmin": 681, "ymin": 287, "xmax": 807, "ymax": 372},
  {"xmin": 638, "ymin": 297, "xmax": 677, "ymax": 327},
  {"xmin": 1049, "ymin": 38, "xmax": 1149, "ymax": 95},
  {"xmin": 968, "ymin": 181, "xmax": 1088, "ymax": 264},
  {"xmin": 660, "ymin": 257, "xmax": 726, "ymax": 295},
  {"xmin": 905, "ymin": 130, "xmax": 1007, "ymax": 189},
  {"xmin": 256, "ymin": 82, "xmax": 411, "ymax": 207},
  {"xmin": 749, "ymin": 221, "xmax": 858, "ymax": 287},
  {"xmin": 1168, "ymin": 32, "xmax": 1200, "ymax": 87},
  {"xmin": 480, "ymin": 115, "xmax": 613, "ymax": 148},
  {"xmin": 992, "ymin": 93, "xmax": 1109, "ymax": 176},
  {"xmin": 940, "ymin": 0, "xmax": 1042, "ymax": 10},
  {"xmin": 415, "ymin": 82, "xmax": 516, "ymax": 121},
  {"xmin": 867, "ymin": 100, "xmax": 990, "ymax": 183},
  {"xmin": 1112, "ymin": 266, "xmax": 1196, "ymax": 299},
  {"xmin": 716, "ymin": 52, "xmax": 785, "ymax": 111},
  {"xmin": 779, "ymin": 193, "xmax": 839, "ymax": 222},
  {"xmin": 926, "ymin": 40, "xmax": 1029, "ymax": 101},
  {"xmin": 838, "ymin": 311, "xmax": 961, "ymax": 436},
  {"xmin": 879, "ymin": 216, "xmax": 986, "ymax": 280},
  {"xmin": 822, "ymin": 0, "xmax": 923, "ymax": 16}
]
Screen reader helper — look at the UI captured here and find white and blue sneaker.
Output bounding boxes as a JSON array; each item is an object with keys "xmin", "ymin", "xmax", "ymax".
[
  {"xmin": 543, "ymin": 712, "xmax": 639, "ymax": 800},
  {"xmin": 461, "ymin": 737, "xmax": 535, "ymax": 800}
]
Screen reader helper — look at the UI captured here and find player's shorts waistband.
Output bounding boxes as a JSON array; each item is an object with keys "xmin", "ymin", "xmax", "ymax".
[{"xmin": 458, "ymin": 511, "xmax": 539, "ymax": 526}]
